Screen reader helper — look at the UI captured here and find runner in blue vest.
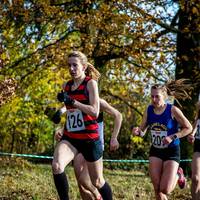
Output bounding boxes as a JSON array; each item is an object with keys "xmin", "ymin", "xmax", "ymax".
[{"xmin": 132, "ymin": 80, "xmax": 192, "ymax": 200}]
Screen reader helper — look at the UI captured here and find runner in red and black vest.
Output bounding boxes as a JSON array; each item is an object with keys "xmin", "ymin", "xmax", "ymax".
[
  {"xmin": 52, "ymin": 51, "xmax": 112, "ymax": 200},
  {"xmin": 63, "ymin": 76, "xmax": 99, "ymax": 140}
]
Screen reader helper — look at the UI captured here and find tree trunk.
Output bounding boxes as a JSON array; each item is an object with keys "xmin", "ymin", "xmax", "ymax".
[
  {"xmin": 10, "ymin": 127, "xmax": 16, "ymax": 153},
  {"xmin": 175, "ymin": 1, "xmax": 200, "ymax": 176}
]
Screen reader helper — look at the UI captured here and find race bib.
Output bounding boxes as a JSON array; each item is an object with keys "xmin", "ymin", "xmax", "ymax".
[
  {"xmin": 195, "ymin": 119, "xmax": 200, "ymax": 140},
  {"xmin": 66, "ymin": 109, "xmax": 85, "ymax": 132},
  {"xmin": 151, "ymin": 130, "xmax": 168, "ymax": 149}
]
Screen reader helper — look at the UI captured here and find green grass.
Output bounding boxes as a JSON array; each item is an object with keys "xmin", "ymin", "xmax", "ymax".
[{"xmin": 0, "ymin": 157, "xmax": 192, "ymax": 200}]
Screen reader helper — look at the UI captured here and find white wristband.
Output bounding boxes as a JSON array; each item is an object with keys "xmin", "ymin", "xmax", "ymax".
[
  {"xmin": 140, "ymin": 131, "xmax": 145, "ymax": 137},
  {"xmin": 60, "ymin": 107, "xmax": 67, "ymax": 114}
]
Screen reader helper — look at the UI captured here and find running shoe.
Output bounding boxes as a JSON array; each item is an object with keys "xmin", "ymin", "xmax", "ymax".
[{"xmin": 177, "ymin": 167, "xmax": 186, "ymax": 189}]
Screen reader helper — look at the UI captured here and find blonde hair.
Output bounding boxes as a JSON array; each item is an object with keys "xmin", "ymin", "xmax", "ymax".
[
  {"xmin": 151, "ymin": 79, "xmax": 193, "ymax": 105},
  {"xmin": 68, "ymin": 51, "xmax": 101, "ymax": 81}
]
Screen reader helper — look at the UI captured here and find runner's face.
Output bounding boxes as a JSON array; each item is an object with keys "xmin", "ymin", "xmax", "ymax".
[
  {"xmin": 151, "ymin": 88, "xmax": 165, "ymax": 108},
  {"xmin": 68, "ymin": 57, "xmax": 85, "ymax": 79}
]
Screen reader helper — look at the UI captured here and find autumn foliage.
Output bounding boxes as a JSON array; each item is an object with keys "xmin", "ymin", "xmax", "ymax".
[{"xmin": 0, "ymin": 0, "xmax": 199, "ymax": 158}]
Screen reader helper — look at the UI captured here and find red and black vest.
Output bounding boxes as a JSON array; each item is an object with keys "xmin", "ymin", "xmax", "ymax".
[{"xmin": 63, "ymin": 76, "xmax": 99, "ymax": 140}]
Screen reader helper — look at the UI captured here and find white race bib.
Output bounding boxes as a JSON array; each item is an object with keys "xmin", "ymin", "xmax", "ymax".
[
  {"xmin": 195, "ymin": 119, "xmax": 200, "ymax": 140},
  {"xmin": 151, "ymin": 130, "xmax": 168, "ymax": 149},
  {"xmin": 66, "ymin": 109, "xmax": 85, "ymax": 132}
]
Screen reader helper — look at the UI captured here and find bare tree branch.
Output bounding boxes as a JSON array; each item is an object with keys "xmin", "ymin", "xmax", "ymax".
[{"xmin": 101, "ymin": 89, "xmax": 143, "ymax": 116}]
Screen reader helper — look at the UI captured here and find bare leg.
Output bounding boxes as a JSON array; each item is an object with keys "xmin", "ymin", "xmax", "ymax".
[
  {"xmin": 159, "ymin": 160, "xmax": 179, "ymax": 195},
  {"xmin": 78, "ymin": 185, "xmax": 95, "ymax": 200},
  {"xmin": 52, "ymin": 140, "xmax": 77, "ymax": 200},
  {"xmin": 87, "ymin": 157, "xmax": 105, "ymax": 189},
  {"xmin": 52, "ymin": 140, "xmax": 77, "ymax": 174},
  {"xmin": 149, "ymin": 157, "xmax": 167, "ymax": 200},
  {"xmin": 191, "ymin": 152, "xmax": 200, "ymax": 200},
  {"xmin": 87, "ymin": 157, "xmax": 112, "ymax": 200},
  {"xmin": 74, "ymin": 153, "xmax": 101, "ymax": 200}
]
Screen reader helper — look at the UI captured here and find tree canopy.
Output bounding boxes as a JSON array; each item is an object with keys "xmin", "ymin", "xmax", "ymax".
[{"xmin": 0, "ymin": 0, "xmax": 199, "ymax": 158}]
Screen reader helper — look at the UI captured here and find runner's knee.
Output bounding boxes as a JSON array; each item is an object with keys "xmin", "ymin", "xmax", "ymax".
[
  {"xmin": 160, "ymin": 186, "xmax": 171, "ymax": 195},
  {"xmin": 91, "ymin": 177, "xmax": 104, "ymax": 189},
  {"xmin": 52, "ymin": 161, "xmax": 64, "ymax": 174}
]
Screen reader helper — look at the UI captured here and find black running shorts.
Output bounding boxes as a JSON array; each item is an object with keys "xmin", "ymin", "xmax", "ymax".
[
  {"xmin": 149, "ymin": 145, "xmax": 180, "ymax": 163},
  {"xmin": 61, "ymin": 135, "xmax": 103, "ymax": 162}
]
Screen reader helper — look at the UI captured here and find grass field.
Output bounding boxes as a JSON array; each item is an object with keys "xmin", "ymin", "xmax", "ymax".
[{"xmin": 0, "ymin": 157, "xmax": 192, "ymax": 200}]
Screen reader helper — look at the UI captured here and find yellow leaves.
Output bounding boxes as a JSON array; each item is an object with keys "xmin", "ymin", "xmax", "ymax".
[
  {"xmin": 192, "ymin": 6, "xmax": 199, "ymax": 15},
  {"xmin": 0, "ymin": 51, "xmax": 8, "ymax": 61},
  {"xmin": 131, "ymin": 135, "xmax": 143, "ymax": 144}
]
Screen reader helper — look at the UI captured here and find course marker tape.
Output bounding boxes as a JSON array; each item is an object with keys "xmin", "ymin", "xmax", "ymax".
[{"xmin": 0, "ymin": 152, "xmax": 192, "ymax": 163}]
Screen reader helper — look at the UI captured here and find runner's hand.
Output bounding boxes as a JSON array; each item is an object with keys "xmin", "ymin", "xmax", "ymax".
[
  {"xmin": 55, "ymin": 128, "xmax": 63, "ymax": 141},
  {"xmin": 132, "ymin": 127, "xmax": 141, "ymax": 136},
  {"xmin": 187, "ymin": 134, "xmax": 195, "ymax": 144},
  {"xmin": 162, "ymin": 136, "xmax": 173, "ymax": 145},
  {"xmin": 57, "ymin": 91, "xmax": 75, "ymax": 105},
  {"xmin": 110, "ymin": 138, "xmax": 119, "ymax": 151}
]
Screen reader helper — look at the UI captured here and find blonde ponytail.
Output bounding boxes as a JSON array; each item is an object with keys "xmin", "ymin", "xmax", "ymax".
[
  {"xmin": 86, "ymin": 62, "xmax": 101, "ymax": 81},
  {"xmin": 165, "ymin": 79, "xmax": 193, "ymax": 100}
]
